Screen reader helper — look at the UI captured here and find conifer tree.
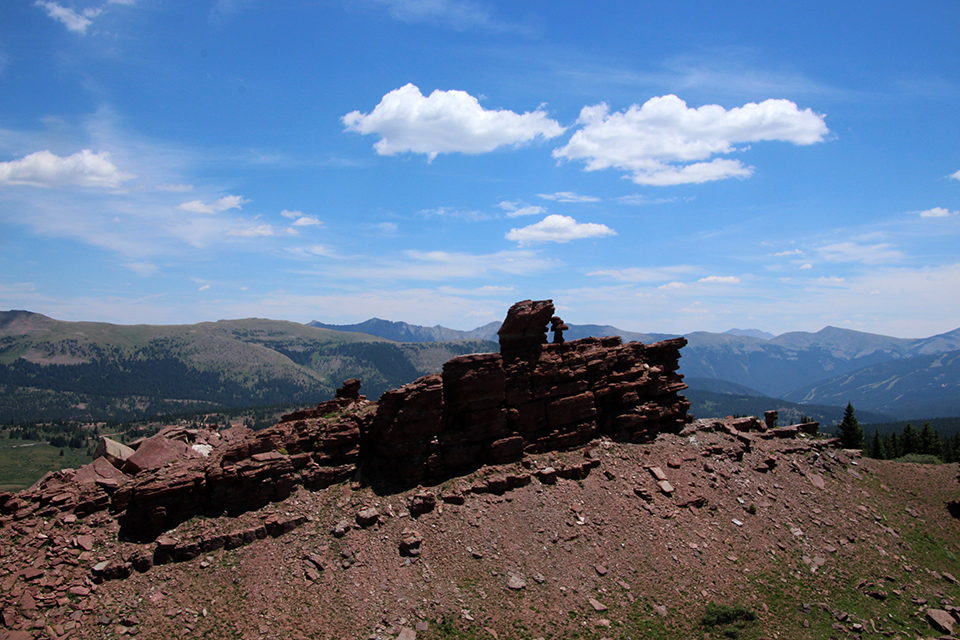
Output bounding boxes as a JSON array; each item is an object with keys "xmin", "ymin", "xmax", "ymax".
[
  {"xmin": 888, "ymin": 431, "xmax": 900, "ymax": 459},
  {"xmin": 918, "ymin": 423, "xmax": 942, "ymax": 458},
  {"xmin": 868, "ymin": 430, "xmax": 886, "ymax": 459},
  {"xmin": 901, "ymin": 424, "xmax": 918, "ymax": 455},
  {"xmin": 838, "ymin": 402, "xmax": 864, "ymax": 449}
]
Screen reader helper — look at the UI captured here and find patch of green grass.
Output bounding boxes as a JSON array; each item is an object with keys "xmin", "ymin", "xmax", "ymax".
[
  {"xmin": 0, "ymin": 440, "xmax": 93, "ymax": 490},
  {"xmin": 702, "ymin": 602, "xmax": 756, "ymax": 627},
  {"xmin": 427, "ymin": 616, "xmax": 481, "ymax": 640},
  {"xmin": 893, "ymin": 453, "xmax": 941, "ymax": 464},
  {"xmin": 701, "ymin": 602, "xmax": 757, "ymax": 638}
]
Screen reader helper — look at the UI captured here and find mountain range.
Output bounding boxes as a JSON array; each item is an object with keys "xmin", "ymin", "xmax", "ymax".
[
  {"xmin": 310, "ymin": 317, "xmax": 960, "ymax": 421},
  {"xmin": 2, "ymin": 309, "xmax": 959, "ymax": 424}
]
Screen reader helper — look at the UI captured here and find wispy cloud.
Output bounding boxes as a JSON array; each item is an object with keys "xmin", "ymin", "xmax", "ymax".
[
  {"xmin": 497, "ymin": 200, "xmax": 546, "ymax": 217},
  {"xmin": 122, "ymin": 261, "xmax": 158, "ymax": 276},
  {"xmin": 209, "ymin": 0, "xmax": 258, "ymax": 22},
  {"xmin": 417, "ymin": 206, "xmax": 492, "ymax": 222},
  {"xmin": 343, "ymin": 84, "xmax": 564, "ymax": 161},
  {"xmin": 918, "ymin": 207, "xmax": 955, "ymax": 218},
  {"xmin": 363, "ymin": 0, "xmax": 528, "ymax": 34},
  {"xmin": 281, "ymin": 209, "xmax": 323, "ymax": 226},
  {"xmin": 586, "ymin": 266, "xmax": 698, "ymax": 282},
  {"xmin": 505, "ymin": 214, "xmax": 615, "ymax": 245},
  {"xmin": 816, "ymin": 241, "xmax": 903, "ymax": 264},
  {"xmin": 698, "ymin": 275, "xmax": 740, "ymax": 284},
  {"xmin": 226, "ymin": 224, "xmax": 275, "ymax": 237},
  {"xmin": 35, "ymin": 1, "xmax": 99, "ymax": 34},
  {"xmin": 34, "ymin": 0, "xmax": 135, "ymax": 34},
  {"xmin": 615, "ymin": 194, "xmax": 683, "ymax": 205},
  {"xmin": 536, "ymin": 191, "xmax": 601, "ymax": 203},
  {"xmin": 553, "ymin": 95, "xmax": 828, "ymax": 185},
  {"xmin": 177, "ymin": 195, "xmax": 249, "ymax": 214}
]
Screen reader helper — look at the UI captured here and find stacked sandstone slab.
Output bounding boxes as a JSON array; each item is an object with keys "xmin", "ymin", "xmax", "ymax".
[
  {"xmin": 362, "ymin": 299, "xmax": 690, "ymax": 487},
  {"xmin": 114, "ymin": 392, "xmax": 366, "ymax": 540}
]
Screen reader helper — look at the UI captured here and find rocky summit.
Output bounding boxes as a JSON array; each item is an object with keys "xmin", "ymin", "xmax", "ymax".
[{"xmin": 0, "ymin": 300, "xmax": 958, "ymax": 640}]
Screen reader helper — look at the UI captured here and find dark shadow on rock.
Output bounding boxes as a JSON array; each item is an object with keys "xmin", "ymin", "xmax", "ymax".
[{"xmin": 947, "ymin": 501, "xmax": 960, "ymax": 520}]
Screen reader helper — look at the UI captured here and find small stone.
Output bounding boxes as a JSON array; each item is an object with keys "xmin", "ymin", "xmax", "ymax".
[
  {"xmin": 588, "ymin": 598, "xmax": 608, "ymax": 612},
  {"xmin": 506, "ymin": 575, "xmax": 526, "ymax": 590},
  {"xmin": 807, "ymin": 474, "xmax": 825, "ymax": 490},
  {"xmin": 399, "ymin": 531, "xmax": 423, "ymax": 557},
  {"xmin": 396, "ymin": 628, "xmax": 416, "ymax": 640},
  {"xmin": 409, "ymin": 492, "xmax": 437, "ymax": 518},
  {"xmin": 356, "ymin": 508, "xmax": 379, "ymax": 528},
  {"xmin": 648, "ymin": 466, "xmax": 668, "ymax": 481},
  {"xmin": 654, "ymin": 604, "xmax": 668, "ymax": 617},
  {"xmin": 74, "ymin": 535, "xmax": 95, "ymax": 552},
  {"xmin": 21, "ymin": 568, "xmax": 43, "ymax": 581},
  {"xmin": 536, "ymin": 467, "xmax": 557, "ymax": 484},
  {"xmin": 594, "ymin": 564, "xmax": 607, "ymax": 576},
  {"xmin": 331, "ymin": 520, "xmax": 351, "ymax": 538}
]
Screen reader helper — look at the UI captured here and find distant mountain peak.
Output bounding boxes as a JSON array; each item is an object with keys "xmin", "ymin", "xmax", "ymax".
[
  {"xmin": 723, "ymin": 328, "xmax": 775, "ymax": 341},
  {"xmin": 0, "ymin": 310, "xmax": 56, "ymax": 334}
]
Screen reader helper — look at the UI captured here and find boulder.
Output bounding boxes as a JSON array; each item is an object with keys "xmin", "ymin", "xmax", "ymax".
[
  {"xmin": 122, "ymin": 434, "xmax": 188, "ymax": 475},
  {"xmin": 94, "ymin": 437, "xmax": 136, "ymax": 469}
]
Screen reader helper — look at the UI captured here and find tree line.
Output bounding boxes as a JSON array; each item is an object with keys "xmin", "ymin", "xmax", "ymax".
[
  {"xmin": 834, "ymin": 402, "xmax": 958, "ymax": 463},
  {"xmin": 864, "ymin": 422, "xmax": 960, "ymax": 462}
]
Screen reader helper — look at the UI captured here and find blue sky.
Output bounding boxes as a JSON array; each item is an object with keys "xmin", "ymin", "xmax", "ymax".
[{"xmin": 1, "ymin": 1, "xmax": 958, "ymax": 338}]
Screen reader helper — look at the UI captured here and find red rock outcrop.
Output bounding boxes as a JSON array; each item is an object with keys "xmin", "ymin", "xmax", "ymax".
[
  {"xmin": 113, "ymin": 391, "xmax": 366, "ymax": 540},
  {"xmin": 361, "ymin": 299, "xmax": 690, "ymax": 487}
]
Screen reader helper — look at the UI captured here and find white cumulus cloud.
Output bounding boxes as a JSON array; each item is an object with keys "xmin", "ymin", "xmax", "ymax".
[
  {"xmin": 553, "ymin": 95, "xmax": 828, "ymax": 185},
  {"xmin": 177, "ymin": 195, "xmax": 249, "ymax": 214},
  {"xmin": 505, "ymin": 214, "xmax": 615, "ymax": 245},
  {"xmin": 343, "ymin": 84, "xmax": 565, "ymax": 161},
  {"xmin": 949, "ymin": 169, "xmax": 960, "ymax": 181},
  {"xmin": 698, "ymin": 275, "xmax": 740, "ymax": 284},
  {"xmin": 918, "ymin": 207, "xmax": 954, "ymax": 218},
  {"xmin": 0, "ymin": 149, "xmax": 135, "ymax": 188}
]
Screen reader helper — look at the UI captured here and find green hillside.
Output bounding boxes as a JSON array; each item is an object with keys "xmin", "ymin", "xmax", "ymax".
[{"xmin": 0, "ymin": 311, "xmax": 496, "ymax": 423}]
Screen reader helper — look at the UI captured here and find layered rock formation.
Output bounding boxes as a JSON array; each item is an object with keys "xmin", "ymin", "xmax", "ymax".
[
  {"xmin": 362, "ymin": 299, "xmax": 690, "ymax": 486},
  {"xmin": 2, "ymin": 300, "xmax": 690, "ymax": 540}
]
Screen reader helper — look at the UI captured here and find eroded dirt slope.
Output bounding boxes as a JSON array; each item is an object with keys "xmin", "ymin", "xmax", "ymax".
[{"xmin": 2, "ymin": 421, "xmax": 960, "ymax": 640}]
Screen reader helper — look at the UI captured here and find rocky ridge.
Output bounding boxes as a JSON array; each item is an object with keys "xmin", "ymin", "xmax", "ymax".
[{"xmin": 0, "ymin": 301, "xmax": 958, "ymax": 639}]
